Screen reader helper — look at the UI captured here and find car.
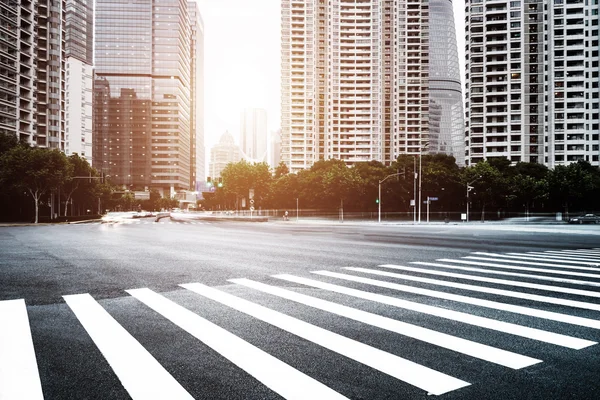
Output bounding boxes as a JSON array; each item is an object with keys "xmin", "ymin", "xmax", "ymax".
[{"xmin": 568, "ymin": 214, "xmax": 600, "ymax": 224}]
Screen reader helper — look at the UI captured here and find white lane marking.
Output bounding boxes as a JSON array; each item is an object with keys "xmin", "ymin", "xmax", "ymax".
[
  {"xmin": 390, "ymin": 263, "xmax": 600, "ymax": 299},
  {"xmin": 429, "ymin": 260, "xmax": 600, "ymax": 288},
  {"xmin": 466, "ymin": 255, "xmax": 600, "ymax": 271},
  {"xmin": 127, "ymin": 288, "xmax": 348, "ymax": 400},
  {"xmin": 0, "ymin": 299, "xmax": 44, "ymax": 400},
  {"xmin": 473, "ymin": 252, "xmax": 600, "ymax": 267},
  {"xmin": 233, "ymin": 278, "xmax": 540, "ymax": 370},
  {"xmin": 338, "ymin": 268, "xmax": 600, "ymax": 312},
  {"xmin": 268, "ymin": 274, "xmax": 594, "ymax": 350},
  {"xmin": 63, "ymin": 293, "xmax": 194, "ymax": 400},
  {"xmin": 308, "ymin": 270, "xmax": 600, "ymax": 329},
  {"xmin": 547, "ymin": 250, "xmax": 600, "ymax": 255},
  {"xmin": 181, "ymin": 282, "xmax": 470, "ymax": 396},
  {"xmin": 522, "ymin": 252, "xmax": 600, "ymax": 263}
]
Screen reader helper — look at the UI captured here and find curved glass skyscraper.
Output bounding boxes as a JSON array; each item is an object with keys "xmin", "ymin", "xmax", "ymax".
[{"xmin": 429, "ymin": 0, "xmax": 465, "ymax": 165}]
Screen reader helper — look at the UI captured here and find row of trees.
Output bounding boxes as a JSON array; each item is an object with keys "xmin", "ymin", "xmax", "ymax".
[
  {"xmin": 0, "ymin": 133, "xmax": 177, "ymax": 223},
  {"xmin": 201, "ymin": 155, "xmax": 600, "ymax": 219}
]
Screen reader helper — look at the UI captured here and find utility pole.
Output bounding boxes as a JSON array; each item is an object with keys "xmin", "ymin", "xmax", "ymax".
[
  {"xmin": 378, "ymin": 172, "xmax": 403, "ymax": 223},
  {"xmin": 466, "ymin": 176, "xmax": 483, "ymax": 223}
]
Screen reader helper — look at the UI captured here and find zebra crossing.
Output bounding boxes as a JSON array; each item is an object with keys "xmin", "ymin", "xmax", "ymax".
[{"xmin": 2, "ymin": 247, "xmax": 600, "ymax": 398}]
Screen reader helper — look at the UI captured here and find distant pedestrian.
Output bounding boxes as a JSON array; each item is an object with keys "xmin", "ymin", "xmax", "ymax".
[{"xmin": 284, "ymin": 210, "xmax": 289, "ymax": 221}]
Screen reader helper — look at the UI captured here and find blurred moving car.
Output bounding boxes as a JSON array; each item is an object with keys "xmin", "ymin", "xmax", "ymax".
[{"xmin": 568, "ymin": 214, "xmax": 600, "ymax": 224}]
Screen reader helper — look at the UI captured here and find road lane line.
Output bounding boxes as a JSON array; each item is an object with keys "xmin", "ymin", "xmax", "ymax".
[
  {"xmin": 472, "ymin": 252, "xmax": 600, "ymax": 267},
  {"xmin": 426, "ymin": 260, "xmax": 600, "ymax": 288},
  {"xmin": 336, "ymin": 268, "xmax": 600, "ymax": 312},
  {"xmin": 520, "ymin": 252, "xmax": 600, "ymax": 263},
  {"xmin": 390, "ymin": 263, "xmax": 600, "ymax": 299},
  {"xmin": 233, "ymin": 278, "xmax": 540, "ymax": 370},
  {"xmin": 466, "ymin": 255, "xmax": 600, "ymax": 271},
  {"xmin": 127, "ymin": 288, "xmax": 348, "ymax": 400},
  {"xmin": 63, "ymin": 293, "xmax": 194, "ymax": 400},
  {"xmin": 0, "ymin": 299, "xmax": 44, "ymax": 400},
  {"xmin": 307, "ymin": 271, "xmax": 600, "ymax": 329},
  {"xmin": 181, "ymin": 282, "xmax": 470, "ymax": 396},
  {"xmin": 267, "ymin": 275, "xmax": 595, "ymax": 350}
]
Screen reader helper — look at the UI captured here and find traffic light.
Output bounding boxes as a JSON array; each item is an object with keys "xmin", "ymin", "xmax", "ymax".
[
  {"xmin": 217, "ymin": 177, "xmax": 223, "ymax": 188},
  {"xmin": 375, "ymin": 199, "xmax": 379, "ymax": 204},
  {"xmin": 207, "ymin": 176, "xmax": 213, "ymax": 187}
]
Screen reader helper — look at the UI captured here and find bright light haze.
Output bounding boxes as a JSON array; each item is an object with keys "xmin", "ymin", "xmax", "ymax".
[{"xmin": 195, "ymin": 0, "xmax": 465, "ymax": 152}]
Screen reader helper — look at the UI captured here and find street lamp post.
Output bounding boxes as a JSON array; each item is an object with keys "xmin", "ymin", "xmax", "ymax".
[
  {"xmin": 466, "ymin": 176, "xmax": 482, "ymax": 223},
  {"xmin": 378, "ymin": 172, "xmax": 403, "ymax": 223}
]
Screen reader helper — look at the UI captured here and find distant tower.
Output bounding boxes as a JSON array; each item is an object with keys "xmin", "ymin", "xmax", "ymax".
[
  {"xmin": 270, "ymin": 129, "xmax": 282, "ymax": 168},
  {"xmin": 209, "ymin": 131, "xmax": 242, "ymax": 178},
  {"xmin": 240, "ymin": 108, "xmax": 268, "ymax": 162}
]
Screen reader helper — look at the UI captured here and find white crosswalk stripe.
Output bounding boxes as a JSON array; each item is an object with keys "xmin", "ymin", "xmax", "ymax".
[
  {"xmin": 0, "ymin": 299, "xmax": 44, "ymax": 400},
  {"xmin": 413, "ymin": 261, "xmax": 600, "ymax": 288},
  {"xmin": 181, "ymin": 282, "xmax": 471, "ymax": 396},
  {"xmin": 339, "ymin": 267, "xmax": 600, "ymax": 311},
  {"xmin": 473, "ymin": 252, "xmax": 600, "ymax": 266},
  {"xmin": 516, "ymin": 252, "xmax": 600, "ymax": 263},
  {"xmin": 376, "ymin": 263, "xmax": 600, "ymax": 298},
  {"xmin": 463, "ymin": 255, "xmax": 600, "ymax": 272},
  {"xmin": 265, "ymin": 274, "xmax": 595, "ymax": 349},
  {"xmin": 127, "ymin": 288, "xmax": 349, "ymax": 400},
  {"xmin": 231, "ymin": 278, "xmax": 541, "ymax": 369},
  {"xmin": 8, "ymin": 247, "xmax": 600, "ymax": 398},
  {"xmin": 307, "ymin": 270, "xmax": 600, "ymax": 329},
  {"xmin": 64, "ymin": 293, "xmax": 194, "ymax": 400}
]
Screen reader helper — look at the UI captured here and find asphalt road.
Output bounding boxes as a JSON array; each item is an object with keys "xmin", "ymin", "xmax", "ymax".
[{"xmin": 1, "ymin": 218, "xmax": 600, "ymax": 399}]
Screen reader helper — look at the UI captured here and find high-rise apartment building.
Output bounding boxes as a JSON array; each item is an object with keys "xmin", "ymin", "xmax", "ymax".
[
  {"xmin": 36, "ymin": 0, "xmax": 67, "ymax": 150},
  {"xmin": 240, "ymin": 108, "xmax": 268, "ymax": 162},
  {"xmin": 281, "ymin": 0, "xmax": 464, "ymax": 173},
  {"xmin": 188, "ymin": 2, "xmax": 205, "ymax": 187},
  {"xmin": 209, "ymin": 131, "xmax": 242, "ymax": 178},
  {"xmin": 94, "ymin": 0, "xmax": 199, "ymax": 196},
  {"xmin": 0, "ymin": 0, "xmax": 37, "ymax": 143},
  {"xmin": 65, "ymin": 0, "xmax": 93, "ymax": 164},
  {"xmin": 465, "ymin": 0, "xmax": 600, "ymax": 167}
]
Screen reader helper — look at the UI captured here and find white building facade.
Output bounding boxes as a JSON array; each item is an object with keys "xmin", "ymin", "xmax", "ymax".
[
  {"xmin": 281, "ymin": 0, "xmax": 464, "ymax": 173},
  {"xmin": 465, "ymin": 0, "xmax": 600, "ymax": 167}
]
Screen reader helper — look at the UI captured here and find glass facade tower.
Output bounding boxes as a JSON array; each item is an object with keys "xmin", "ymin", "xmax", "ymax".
[
  {"xmin": 94, "ymin": 0, "xmax": 194, "ymax": 195},
  {"xmin": 428, "ymin": 0, "xmax": 465, "ymax": 166}
]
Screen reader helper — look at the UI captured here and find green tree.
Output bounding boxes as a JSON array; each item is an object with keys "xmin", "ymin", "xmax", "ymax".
[
  {"xmin": 62, "ymin": 154, "xmax": 96, "ymax": 216},
  {"xmin": 220, "ymin": 160, "xmax": 273, "ymax": 210},
  {"xmin": 462, "ymin": 161, "xmax": 507, "ymax": 221},
  {"xmin": 0, "ymin": 147, "xmax": 71, "ymax": 223},
  {"xmin": 274, "ymin": 161, "xmax": 289, "ymax": 179}
]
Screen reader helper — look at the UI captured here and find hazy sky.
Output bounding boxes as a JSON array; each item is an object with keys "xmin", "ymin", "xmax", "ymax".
[{"xmin": 195, "ymin": 0, "xmax": 466, "ymax": 151}]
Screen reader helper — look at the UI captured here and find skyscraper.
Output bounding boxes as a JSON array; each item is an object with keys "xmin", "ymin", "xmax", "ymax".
[
  {"xmin": 240, "ymin": 108, "xmax": 268, "ymax": 162},
  {"xmin": 94, "ymin": 0, "xmax": 199, "ymax": 196},
  {"xmin": 36, "ymin": 0, "xmax": 67, "ymax": 151},
  {"xmin": 209, "ymin": 131, "xmax": 242, "ymax": 178},
  {"xmin": 0, "ymin": 0, "xmax": 37, "ymax": 143},
  {"xmin": 65, "ymin": 0, "xmax": 93, "ymax": 164},
  {"xmin": 429, "ymin": 0, "xmax": 465, "ymax": 166},
  {"xmin": 188, "ymin": 2, "xmax": 206, "ymax": 188},
  {"xmin": 281, "ymin": 0, "xmax": 464, "ymax": 173},
  {"xmin": 465, "ymin": 0, "xmax": 599, "ymax": 167}
]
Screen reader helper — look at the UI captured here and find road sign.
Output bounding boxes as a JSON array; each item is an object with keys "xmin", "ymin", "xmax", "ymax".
[
  {"xmin": 249, "ymin": 188, "xmax": 254, "ymax": 199},
  {"xmin": 410, "ymin": 199, "xmax": 415, "ymax": 206},
  {"xmin": 249, "ymin": 206, "xmax": 255, "ymax": 211},
  {"xmin": 429, "ymin": 197, "xmax": 438, "ymax": 201},
  {"xmin": 250, "ymin": 199, "xmax": 254, "ymax": 205}
]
